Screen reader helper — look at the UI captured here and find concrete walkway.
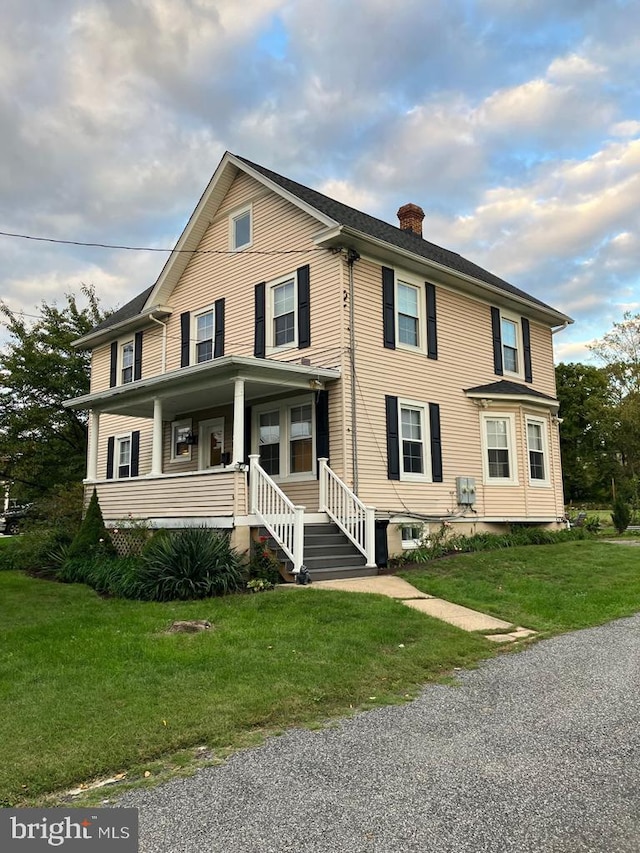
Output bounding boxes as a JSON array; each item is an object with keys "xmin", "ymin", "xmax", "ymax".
[{"xmin": 303, "ymin": 575, "xmax": 536, "ymax": 643}]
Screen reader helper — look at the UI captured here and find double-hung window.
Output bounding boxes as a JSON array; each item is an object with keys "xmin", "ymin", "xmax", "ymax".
[
  {"xmin": 398, "ymin": 401, "xmax": 429, "ymax": 481},
  {"xmin": 171, "ymin": 420, "xmax": 192, "ymax": 462},
  {"xmin": 397, "ymin": 282, "xmax": 420, "ymax": 347},
  {"xmin": 501, "ymin": 317, "xmax": 519, "ymax": 374},
  {"xmin": 231, "ymin": 205, "xmax": 251, "ymax": 251},
  {"xmin": 116, "ymin": 435, "xmax": 131, "ymax": 479},
  {"xmin": 273, "ymin": 279, "xmax": 296, "ymax": 347},
  {"xmin": 289, "ymin": 404, "xmax": 313, "ymax": 474},
  {"xmin": 195, "ymin": 309, "xmax": 214, "ymax": 363},
  {"xmin": 482, "ymin": 414, "xmax": 518, "ymax": 484},
  {"xmin": 526, "ymin": 417, "xmax": 549, "ymax": 485},
  {"xmin": 121, "ymin": 341, "xmax": 134, "ymax": 384}
]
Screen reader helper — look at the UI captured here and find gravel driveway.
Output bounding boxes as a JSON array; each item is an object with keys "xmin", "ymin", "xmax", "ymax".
[{"xmin": 120, "ymin": 615, "xmax": 640, "ymax": 852}]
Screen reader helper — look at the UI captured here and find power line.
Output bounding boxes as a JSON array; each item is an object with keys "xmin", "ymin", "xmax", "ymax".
[{"xmin": 0, "ymin": 229, "xmax": 325, "ymax": 255}]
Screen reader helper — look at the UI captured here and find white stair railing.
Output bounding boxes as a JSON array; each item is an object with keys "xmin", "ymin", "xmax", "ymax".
[
  {"xmin": 249, "ymin": 455, "xmax": 305, "ymax": 573},
  {"xmin": 318, "ymin": 457, "xmax": 376, "ymax": 567}
]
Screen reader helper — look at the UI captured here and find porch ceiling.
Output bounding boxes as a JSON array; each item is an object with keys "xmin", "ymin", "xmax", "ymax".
[{"xmin": 65, "ymin": 355, "xmax": 341, "ymax": 420}]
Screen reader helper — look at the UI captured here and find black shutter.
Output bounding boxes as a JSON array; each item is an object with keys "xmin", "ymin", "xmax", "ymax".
[
  {"xmin": 297, "ymin": 264, "xmax": 311, "ymax": 349},
  {"xmin": 315, "ymin": 390, "xmax": 329, "ymax": 476},
  {"xmin": 254, "ymin": 282, "xmax": 266, "ymax": 358},
  {"xmin": 429, "ymin": 403, "xmax": 443, "ymax": 483},
  {"xmin": 106, "ymin": 437, "xmax": 115, "ymax": 480},
  {"xmin": 109, "ymin": 341, "xmax": 118, "ymax": 388},
  {"xmin": 134, "ymin": 331, "xmax": 143, "ymax": 381},
  {"xmin": 491, "ymin": 307, "xmax": 503, "ymax": 376},
  {"xmin": 130, "ymin": 431, "xmax": 140, "ymax": 478},
  {"xmin": 180, "ymin": 312, "xmax": 190, "ymax": 367},
  {"xmin": 522, "ymin": 317, "xmax": 533, "ymax": 383},
  {"xmin": 426, "ymin": 282, "xmax": 438, "ymax": 360},
  {"xmin": 244, "ymin": 406, "xmax": 252, "ymax": 463},
  {"xmin": 385, "ymin": 395, "xmax": 400, "ymax": 480},
  {"xmin": 382, "ymin": 267, "xmax": 396, "ymax": 349},
  {"xmin": 214, "ymin": 298, "xmax": 225, "ymax": 358}
]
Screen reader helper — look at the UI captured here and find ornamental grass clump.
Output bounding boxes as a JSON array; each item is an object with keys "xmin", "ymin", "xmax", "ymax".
[{"xmin": 136, "ymin": 528, "xmax": 245, "ymax": 601}]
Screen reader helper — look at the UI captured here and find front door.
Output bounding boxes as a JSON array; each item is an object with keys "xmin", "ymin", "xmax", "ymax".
[{"xmin": 199, "ymin": 418, "xmax": 225, "ymax": 469}]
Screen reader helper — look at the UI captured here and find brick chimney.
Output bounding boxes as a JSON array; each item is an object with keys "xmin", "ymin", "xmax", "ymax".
[{"xmin": 397, "ymin": 203, "xmax": 425, "ymax": 237}]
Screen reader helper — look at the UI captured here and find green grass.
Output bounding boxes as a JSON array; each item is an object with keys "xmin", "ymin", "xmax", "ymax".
[
  {"xmin": 400, "ymin": 540, "xmax": 640, "ymax": 633},
  {"xmin": 0, "ymin": 572, "xmax": 489, "ymax": 806}
]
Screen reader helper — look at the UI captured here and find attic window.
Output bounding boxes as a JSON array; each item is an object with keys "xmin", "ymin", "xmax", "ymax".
[{"xmin": 231, "ymin": 206, "xmax": 252, "ymax": 250}]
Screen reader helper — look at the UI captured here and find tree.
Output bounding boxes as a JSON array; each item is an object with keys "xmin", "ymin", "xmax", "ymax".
[
  {"xmin": 555, "ymin": 362, "xmax": 617, "ymax": 503},
  {"xmin": 0, "ymin": 285, "xmax": 108, "ymax": 501}
]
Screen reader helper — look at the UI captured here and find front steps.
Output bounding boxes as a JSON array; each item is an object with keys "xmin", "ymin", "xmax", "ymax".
[{"xmin": 260, "ymin": 522, "xmax": 377, "ymax": 582}]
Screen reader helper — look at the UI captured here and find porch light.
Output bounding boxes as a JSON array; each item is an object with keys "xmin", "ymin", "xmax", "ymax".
[{"xmin": 185, "ymin": 432, "xmax": 199, "ymax": 446}]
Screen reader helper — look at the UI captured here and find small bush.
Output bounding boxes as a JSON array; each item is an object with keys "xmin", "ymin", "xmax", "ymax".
[
  {"xmin": 136, "ymin": 528, "xmax": 246, "ymax": 601},
  {"xmin": 58, "ymin": 555, "xmax": 142, "ymax": 598},
  {"xmin": 611, "ymin": 497, "xmax": 631, "ymax": 535},
  {"xmin": 0, "ymin": 528, "xmax": 75, "ymax": 575},
  {"xmin": 248, "ymin": 537, "xmax": 282, "ymax": 585},
  {"xmin": 66, "ymin": 488, "xmax": 116, "ymax": 561}
]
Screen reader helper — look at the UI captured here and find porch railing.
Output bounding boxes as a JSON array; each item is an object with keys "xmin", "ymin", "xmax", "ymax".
[
  {"xmin": 248, "ymin": 455, "xmax": 305, "ymax": 573},
  {"xmin": 318, "ymin": 457, "xmax": 376, "ymax": 567}
]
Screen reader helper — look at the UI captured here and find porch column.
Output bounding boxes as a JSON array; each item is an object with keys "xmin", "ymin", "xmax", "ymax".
[
  {"xmin": 232, "ymin": 378, "xmax": 245, "ymax": 465},
  {"xmin": 151, "ymin": 397, "xmax": 163, "ymax": 476},
  {"xmin": 87, "ymin": 409, "xmax": 100, "ymax": 481}
]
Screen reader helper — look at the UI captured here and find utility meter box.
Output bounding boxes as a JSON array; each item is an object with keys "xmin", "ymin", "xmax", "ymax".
[{"xmin": 456, "ymin": 476, "xmax": 476, "ymax": 506}]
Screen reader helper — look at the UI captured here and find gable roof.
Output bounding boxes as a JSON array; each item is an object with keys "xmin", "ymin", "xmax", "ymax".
[{"xmin": 78, "ymin": 151, "xmax": 571, "ymax": 343}]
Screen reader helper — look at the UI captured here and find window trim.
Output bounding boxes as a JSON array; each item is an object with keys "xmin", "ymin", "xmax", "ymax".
[
  {"xmin": 500, "ymin": 311, "xmax": 523, "ymax": 379},
  {"xmin": 170, "ymin": 419, "xmax": 193, "ymax": 463},
  {"xmin": 192, "ymin": 305, "xmax": 216, "ymax": 365},
  {"xmin": 230, "ymin": 203, "xmax": 252, "ymax": 251},
  {"xmin": 401, "ymin": 523, "xmax": 427, "ymax": 550},
  {"xmin": 398, "ymin": 398, "xmax": 431, "ymax": 482},
  {"xmin": 115, "ymin": 433, "xmax": 132, "ymax": 480},
  {"xmin": 395, "ymin": 278, "xmax": 425, "ymax": 351},
  {"xmin": 480, "ymin": 412, "xmax": 519, "ymax": 486},
  {"xmin": 525, "ymin": 415, "xmax": 550, "ymax": 487},
  {"xmin": 266, "ymin": 272, "xmax": 299, "ymax": 353},
  {"xmin": 252, "ymin": 394, "xmax": 316, "ymax": 483},
  {"xmin": 119, "ymin": 338, "xmax": 135, "ymax": 386}
]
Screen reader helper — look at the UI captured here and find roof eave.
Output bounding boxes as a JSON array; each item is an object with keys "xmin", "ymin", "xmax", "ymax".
[
  {"xmin": 315, "ymin": 225, "xmax": 573, "ymax": 327},
  {"xmin": 464, "ymin": 389, "xmax": 560, "ymax": 409},
  {"xmin": 72, "ymin": 305, "xmax": 173, "ymax": 349}
]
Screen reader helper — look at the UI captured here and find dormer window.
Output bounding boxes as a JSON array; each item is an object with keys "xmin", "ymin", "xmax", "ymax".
[{"xmin": 231, "ymin": 205, "xmax": 252, "ymax": 250}]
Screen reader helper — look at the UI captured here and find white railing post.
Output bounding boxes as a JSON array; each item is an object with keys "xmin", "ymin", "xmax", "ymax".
[
  {"xmin": 293, "ymin": 505, "xmax": 305, "ymax": 573},
  {"xmin": 365, "ymin": 506, "xmax": 376, "ymax": 568},
  {"xmin": 249, "ymin": 454, "xmax": 259, "ymax": 512},
  {"xmin": 318, "ymin": 457, "xmax": 328, "ymax": 511}
]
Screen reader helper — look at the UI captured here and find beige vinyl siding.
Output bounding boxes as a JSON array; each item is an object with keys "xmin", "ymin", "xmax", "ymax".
[
  {"xmin": 96, "ymin": 414, "xmax": 153, "ymax": 480},
  {"xmin": 163, "ymin": 172, "xmax": 344, "ymax": 374},
  {"xmin": 91, "ymin": 470, "xmax": 243, "ymax": 521},
  {"xmin": 279, "ymin": 481, "xmax": 320, "ymax": 513},
  {"xmin": 349, "ymin": 257, "xmax": 563, "ymax": 520},
  {"xmin": 141, "ymin": 325, "xmax": 163, "ymax": 378},
  {"xmin": 90, "ymin": 344, "xmax": 112, "ymax": 392}
]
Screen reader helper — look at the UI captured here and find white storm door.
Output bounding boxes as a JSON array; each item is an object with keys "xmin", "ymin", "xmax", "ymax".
[{"xmin": 198, "ymin": 418, "xmax": 225, "ymax": 469}]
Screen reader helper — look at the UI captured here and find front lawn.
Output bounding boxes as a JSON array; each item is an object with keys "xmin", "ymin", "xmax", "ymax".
[
  {"xmin": 0, "ymin": 571, "xmax": 488, "ymax": 806},
  {"xmin": 400, "ymin": 540, "xmax": 640, "ymax": 633}
]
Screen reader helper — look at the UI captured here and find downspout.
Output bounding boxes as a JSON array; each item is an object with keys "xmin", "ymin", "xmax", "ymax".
[
  {"xmin": 346, "ymin": 248, "xmax": 360, "ymax": 493},
  {"xmin": 148, "ymin": 313, "xmax": 169, "ymax": 374}
]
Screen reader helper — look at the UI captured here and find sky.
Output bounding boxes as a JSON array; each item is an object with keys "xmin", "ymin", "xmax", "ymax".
[{"xmin": 1, "ymin": 0, "xmax": 639, "ymax": 363}]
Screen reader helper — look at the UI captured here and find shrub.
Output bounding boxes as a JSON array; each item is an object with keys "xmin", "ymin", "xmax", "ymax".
[
  {"xmin": 66, "ymin": 488, "xmax": 116, "ymax": 560},
  {"xmin": 393, "ymin": 523, "xmax": 590, "ymax": 565},
  {"xmin": 58, "ymin": 555, "xmax": 142, "ymax": 598},
  {"xmin": 0, "ymin": 528, "xmax": 75, "ymax": 575},
  {"xmin": 136, "ymin": 528, "xmax": 245, "ymax": 601},
  {"xmin": 248, "ymin": 537, "xmax": 282, "ymax": 585},
  {"xmin": 611, "ymin": 497, "xmax": 631, "ymax": 535}
]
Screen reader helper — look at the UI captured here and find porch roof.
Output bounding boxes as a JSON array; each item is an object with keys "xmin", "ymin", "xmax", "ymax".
[{"xmin": 64, "ymin": 355, "xmax": 341, "ymax": 420}]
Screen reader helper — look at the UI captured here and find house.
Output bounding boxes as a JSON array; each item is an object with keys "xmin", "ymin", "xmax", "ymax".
[{"xmin": 65, "ymin": 152, "xmax": 572, "ymax": 579}]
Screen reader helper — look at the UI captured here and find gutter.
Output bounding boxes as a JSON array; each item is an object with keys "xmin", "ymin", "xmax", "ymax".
[{"xmin": 72, "ymin": 305, "xmax": 172, "ymax": 349}]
